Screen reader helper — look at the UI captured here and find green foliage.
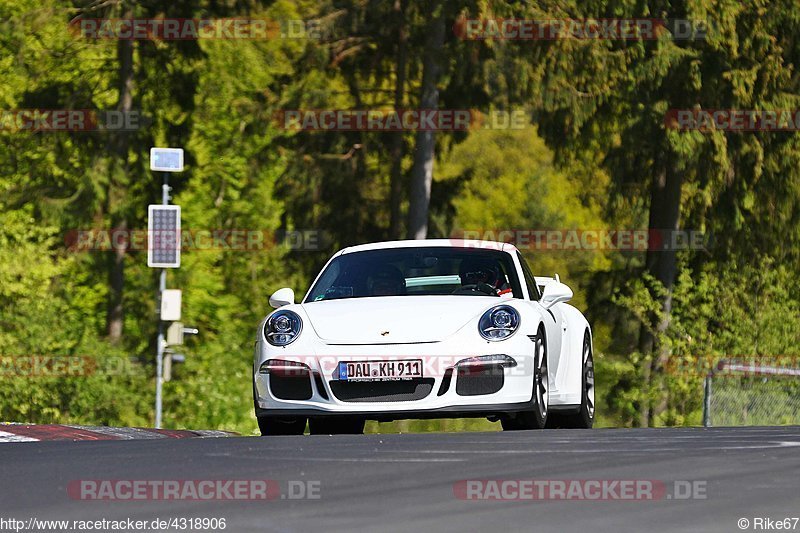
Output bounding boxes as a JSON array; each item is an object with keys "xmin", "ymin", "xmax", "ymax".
[
  {"xmin": 605, "ymin": 257, "xmax": 800, "ymax": 427},
  {"xmin": 1, "ymin": 0, "xmax": 799, "ymax": 434},
  {"xmin": 0, "ymin": 207, "xmax": 150, "ymax": 425},
  {"xmin": 441, "ymin": 126, "xmax": 613, "ymax": 310}
]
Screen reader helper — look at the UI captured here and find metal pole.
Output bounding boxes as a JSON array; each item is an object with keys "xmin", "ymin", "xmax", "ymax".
[
  {"xmin": 155, "ymin": 269, "xmax": 165, "ymax": 428},
  {"xmin": 155, "ymin": 174, "xmax": 170, "ymax": 428},
  {"xmin": 702, "ymin": 374, "xmax": 712, "ymax": 428}
]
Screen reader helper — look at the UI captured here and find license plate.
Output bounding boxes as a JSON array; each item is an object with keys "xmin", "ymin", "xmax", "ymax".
[{"xmin": 337, "ymin": 360, "xmax": 423, "ymax": 381}]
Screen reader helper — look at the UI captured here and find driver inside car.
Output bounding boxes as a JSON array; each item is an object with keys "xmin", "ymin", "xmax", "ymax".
[
  {"xmin": 366, "ymin": 264, "xmax": 407, "ymax": 296},
  {"xmin": 457, "ymin": 258, "xmax": 512, "ymax": 296}
]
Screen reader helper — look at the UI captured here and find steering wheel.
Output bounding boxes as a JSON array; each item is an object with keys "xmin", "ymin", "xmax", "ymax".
[{"xmin": 452, "ymin": 283, "xmax": 497, "ymax": 296}]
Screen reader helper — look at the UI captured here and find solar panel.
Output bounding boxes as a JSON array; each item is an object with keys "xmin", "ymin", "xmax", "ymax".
[{"xmin": 147, "ymin": 205, "xmax": 181, "ymax": 268}]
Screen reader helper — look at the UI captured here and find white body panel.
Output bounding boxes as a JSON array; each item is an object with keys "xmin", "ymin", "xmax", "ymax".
[{"xmin": 253, "ymin": 240, "xmax": 591, "ymax": 419}]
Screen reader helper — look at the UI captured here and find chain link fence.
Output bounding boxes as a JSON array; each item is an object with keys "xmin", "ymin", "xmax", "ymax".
[{"xmin": 703, "ymin": 360, "xmax": 800, "ymax": 427}]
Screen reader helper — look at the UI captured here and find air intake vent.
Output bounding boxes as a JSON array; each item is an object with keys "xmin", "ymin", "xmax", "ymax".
[
  {"xmin": 455, "ymin": 367, "xmax": 504, "ymax": 396},
  {"xmin": 330, "ymin": 378, "xmax": 434, "ymax": 402},
  {"xmin": 312, "ymin": 371, "xmax": 329, "ymax": 400},
  {"xmin": 437, "ymin": 368, "xmax": 453, "ymax": 396},
  {"xmin": 269, "ymin": 373, "xmax": 313, "ymax": 400}
]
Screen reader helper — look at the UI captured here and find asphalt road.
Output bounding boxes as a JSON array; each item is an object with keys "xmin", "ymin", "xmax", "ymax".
[{"xmin": 2, "ymin": 426, "xmax": 799, "ymax": 533}]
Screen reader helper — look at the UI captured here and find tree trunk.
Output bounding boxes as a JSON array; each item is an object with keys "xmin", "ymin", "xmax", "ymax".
[
  {"xmin": 106, "ymin": 19, "xmax": 134, "ymax": 343},
  {"xmin": 638, "ymin": 161, "xmax": 682, "ymax": 426},
  {"xmin": 406, "ymin": 4, "xmax": 445, "ymax": 240},
  {"xmin": 388, "ymin": 0, "xmax": 407, "ymax": 240}
]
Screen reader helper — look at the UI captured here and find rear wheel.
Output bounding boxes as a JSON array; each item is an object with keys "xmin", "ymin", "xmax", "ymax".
[
  {"xmin": 308, "ymin": 416, "xmax": 365, "ymax": 435},
  {"xmin": 547, "ymin": 331, "xmax": 594, "ymax": 429},
  {"xmin": 502, "ymin": 325, "xmax": 548, "ymax": 430}
]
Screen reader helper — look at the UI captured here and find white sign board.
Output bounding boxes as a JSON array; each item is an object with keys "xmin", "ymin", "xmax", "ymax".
[
  {"xmin": 150, "ymin": 147, "xmax": 184, "ymax": 172},
  {"xmin": 160, "ymin": 289, "xmax": 182, "ymax": 321}
]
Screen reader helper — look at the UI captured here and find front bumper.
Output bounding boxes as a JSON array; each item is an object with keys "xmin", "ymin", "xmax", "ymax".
[{"xmin": 253, "ymin": 334, "xmax": 537, "ymax": 419}]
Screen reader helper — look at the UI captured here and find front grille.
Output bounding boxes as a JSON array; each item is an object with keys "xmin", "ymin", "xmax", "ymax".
[
  {"xmin": 329, "ymin": 378, "xmax": 435, "ymax": 402},
  {"xmin": 455, "ymin": 367, "xmax": 504, "ymax": 396},
  {"xmin": 269, "ymin": 373, "xmax": 313, "ymax": 400}
]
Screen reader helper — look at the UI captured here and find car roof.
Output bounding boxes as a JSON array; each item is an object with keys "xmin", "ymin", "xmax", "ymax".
[{"xmin": 338, "ymin": 239, "xmax": 519, "ymax": 255}]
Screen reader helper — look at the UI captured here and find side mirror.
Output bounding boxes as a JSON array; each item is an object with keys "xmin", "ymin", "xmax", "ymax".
[
  {"xmin": 269, "ymin": 288, "xmax": 295, "ymax": 309},
  {"xmin": 540, "ymin": 281, "xmax": 573, "ymax": 308}
]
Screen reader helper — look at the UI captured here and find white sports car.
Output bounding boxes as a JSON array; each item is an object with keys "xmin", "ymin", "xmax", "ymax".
[{"xmin": 253, "ymin": 239, "xmax": 594, "ymax": 435}]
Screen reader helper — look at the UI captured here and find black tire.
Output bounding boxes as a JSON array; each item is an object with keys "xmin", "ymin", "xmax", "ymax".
[
  {"xmin": 502, "ymin": 324, "xmax": 548, "ymax": 430},
  {"xmin": 308, "ymin": 416, "xmax": 366, "ymax": 435},
  {"xmin": 547, "ymin": 331, "xmax": 595, "ymax": 429},
  {"xmin": 257, "ymin": 416, "xmax": 307, "ymax": 436}
]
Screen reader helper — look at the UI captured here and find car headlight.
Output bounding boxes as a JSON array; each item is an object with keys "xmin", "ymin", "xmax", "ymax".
[
  {"xmin": 478, "ymin": 305, "xmax": 520, "ymax": 341},
  {"xmin": 264, "ymin": 310, "xmax": 303, "ymax": 346}
]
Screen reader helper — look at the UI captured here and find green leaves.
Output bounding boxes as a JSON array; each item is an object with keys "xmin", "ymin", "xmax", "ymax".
[{"xmin": 1, "ymin": 0, "xmax": 799, "ymax": 432}]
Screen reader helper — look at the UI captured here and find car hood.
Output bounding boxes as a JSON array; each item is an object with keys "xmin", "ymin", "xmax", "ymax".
[{"xmin": 301, "ymin": 296, "xmax": 500, "ymax": 344}]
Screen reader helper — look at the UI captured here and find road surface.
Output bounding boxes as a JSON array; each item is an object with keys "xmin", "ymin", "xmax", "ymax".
[{"xmin": 2, "ymin": 426, "xmax": 799, "ymax": 532}]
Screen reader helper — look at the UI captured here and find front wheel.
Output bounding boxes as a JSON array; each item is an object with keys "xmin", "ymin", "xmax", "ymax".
[
  {"xmin": 257, "ymin": 416, "xmax": 307, "ymax": 436},
  {"xmin": 255, "ymin": 380, "xmax": 308, "ymax": 435},
  {"xmin": 547, "ymin": 331, "xmax": 594, "ymax": 429},
  {"xmin": 502, "ymin": 325, "xmax": 548, "ymax": 430}
]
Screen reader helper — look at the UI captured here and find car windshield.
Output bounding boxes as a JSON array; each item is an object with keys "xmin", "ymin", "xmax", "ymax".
[{"xmin": 304, "ymin": 246, "xmax": 523, "ymax": 302}]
